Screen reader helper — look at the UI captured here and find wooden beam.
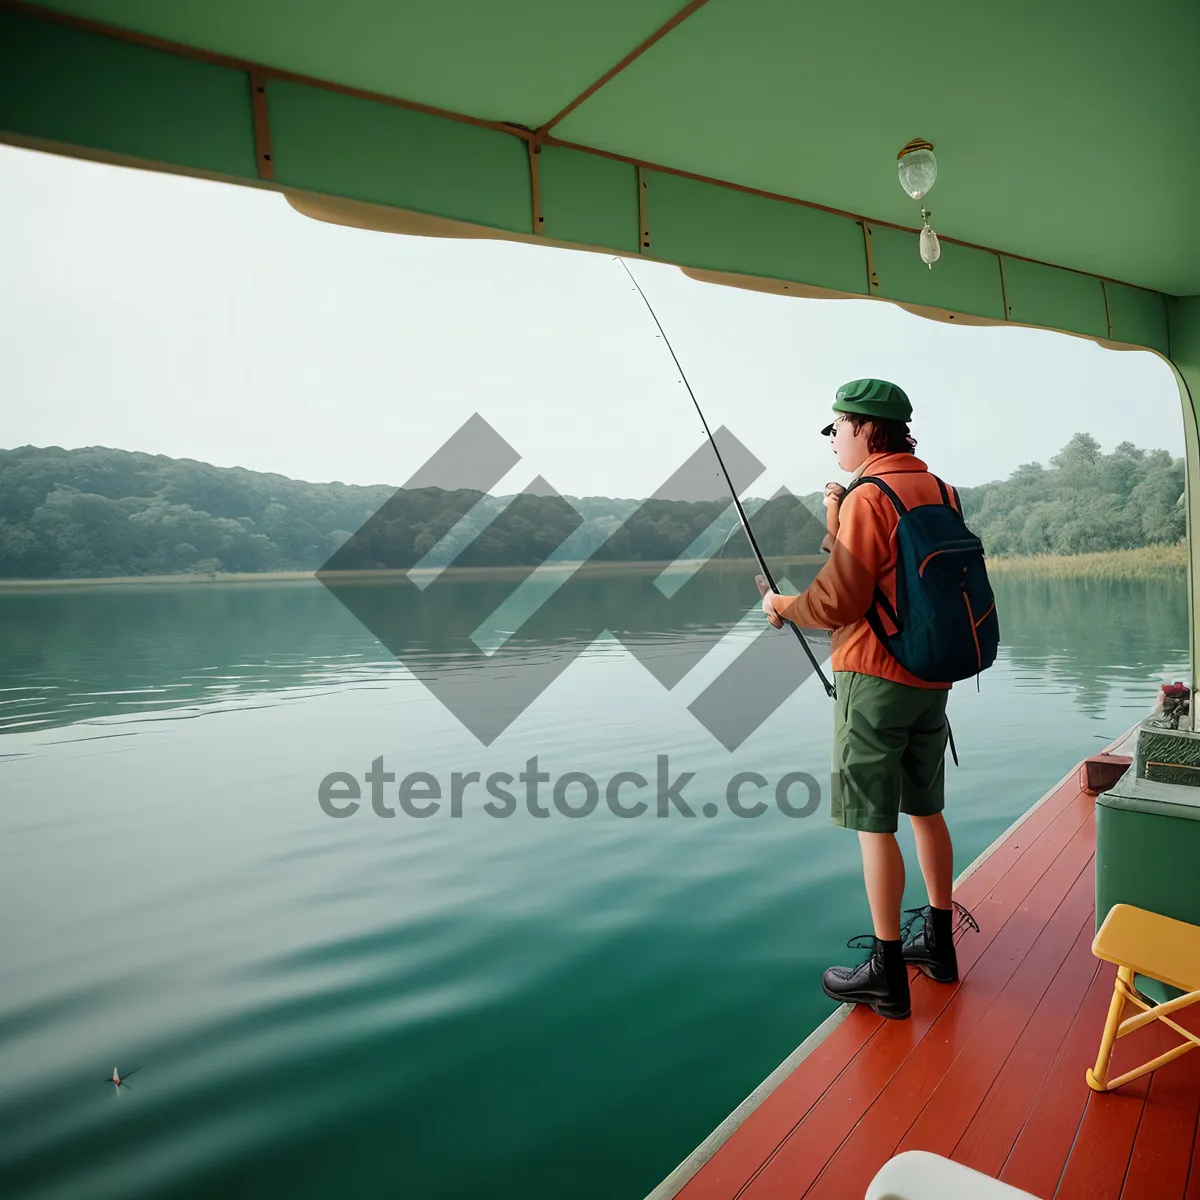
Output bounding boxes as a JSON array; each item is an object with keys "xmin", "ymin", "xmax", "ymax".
[
  {"xmin": 249, "ymin": 69, "xmax": 274, "ymax": 180},
  {"xmin": 535, "ymin": 0, "xmax": 714, "ymax": 137}
]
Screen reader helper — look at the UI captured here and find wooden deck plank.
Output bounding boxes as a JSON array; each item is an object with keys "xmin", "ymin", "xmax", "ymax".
[
  {"xmin": 740, "ymin": 789, "xmax": 1097, "ymax": 1199},
  {"xmin": 1188, "ymin": 1125, "xmax": 1200, "ymax": 1199},
  {"xmin": 951, "ymin": 915, "xmax": 1102, "ymax": 1179},
  {"xmin": 1120, "ymin": 1031, "xmax": 1200, "ymax": 1200},
  {"xmin": 673, "ymin": 771, "xmax": 1087, "ymax": 1200},
  {"xmin": 797, "ymin": 814, "xmax": 1097, "ymax": 1200},
  {"xmin": 1051, "ymin": 1026, "xmax": 1176, "ymax": 1200},
  {"xmin": 999, "ymin": 962, "xmax": 1121, "ymax": 1197},
  {"xmin": 666, "ymin": 761, "xmax": 1199, "ymax": 1200},
  {"xmin": 895, "ymin": 872, "xmax": 1096, "ymax": 1156}
]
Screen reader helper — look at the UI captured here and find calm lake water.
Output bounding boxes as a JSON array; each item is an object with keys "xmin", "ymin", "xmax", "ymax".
[{"xmin": 0, "ymin": 571, "xmax": 1188, "ymax": 1200}]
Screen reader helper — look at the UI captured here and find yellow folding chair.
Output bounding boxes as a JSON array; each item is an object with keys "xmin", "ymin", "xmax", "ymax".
[{"xmin": 1087, "ymin": 903, "xmax": 1200, "ymax": 1092}]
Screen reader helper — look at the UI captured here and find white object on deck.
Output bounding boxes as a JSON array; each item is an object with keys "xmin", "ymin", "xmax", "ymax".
[{"xmin": 866, "ymin": 1151, "xmax": 1039, "ymax": 1199}]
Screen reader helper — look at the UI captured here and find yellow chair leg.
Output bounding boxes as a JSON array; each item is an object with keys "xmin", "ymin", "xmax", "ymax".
[
  {"xmin": 1101, "ymin": 1037, "xmax": 1198, "ymax": 1092},
  {"xmin": 1086, "ymin": 966, "xmax": 1132, "ymax": 1091}
]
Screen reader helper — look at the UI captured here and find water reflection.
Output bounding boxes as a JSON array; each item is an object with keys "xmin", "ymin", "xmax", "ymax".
[
  {"xmin": 991, "ymin": 575, "xmax": 1189, "ymax": 715},
  {"xmin": 0, "ymin": 570, "xmax": 1188, "ymax": 735}
]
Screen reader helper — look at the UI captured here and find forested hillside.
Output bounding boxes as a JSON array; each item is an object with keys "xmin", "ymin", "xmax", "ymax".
[
  {"xmin": 0, "ymin": 433, "xmax": 1183, "ymax": 579},
  {"xmin": 956, "ymin": 433, "xmax": 1184, "ymax": 556}
]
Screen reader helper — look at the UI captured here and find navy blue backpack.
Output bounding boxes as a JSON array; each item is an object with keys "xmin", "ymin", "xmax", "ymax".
[{"xmin": 843, "ymin": 473, "xmax": 998, "ymax": 687}]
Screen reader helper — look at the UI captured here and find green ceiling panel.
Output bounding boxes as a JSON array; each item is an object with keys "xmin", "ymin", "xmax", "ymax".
[
  {"xmin": 267, "ymin": 79, "xmax": 531, "ymax": 233},
  {"xmin": 27, "ymin": 0, "xmax": 684, "ymax": 128},
  {"xmin": 645, "ymin": 172, "xmax": 868, "ymax": 296},
  {"xmin": 537, "ymin": 145, "xmax": 637, "ymax": 253},
  {"xmin": 0, "ymin": 9, "xmax": 257, "ymax": 179},
  {"xmin": 554, "ymin": 0, "xmax": 1200, "ymax": 295},
  {"xmin": 1106, "ymin": 282, "xmax": 1170, "ymax": 356},
  {"xmin": 867, "ymin": 224, "xmax": 1005, "ymax": 321},
  {"xmin": 1001, "ymin": 257, "xmax": 1109, "ymax": 340}
]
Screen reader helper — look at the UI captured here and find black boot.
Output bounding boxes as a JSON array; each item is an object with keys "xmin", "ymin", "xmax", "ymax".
[
  {"xmin": 901, "ymin": 902, "xmax": 978, "ymax": 983},
  {"xmin": 822, "ymin": 936, "xmax": 910, "ymax": 1019}
]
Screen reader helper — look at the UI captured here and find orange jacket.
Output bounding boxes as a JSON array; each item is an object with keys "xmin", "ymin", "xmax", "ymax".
[{"xmin": 774, "ymin": 452, "xmax": 954, "ymax": 689}]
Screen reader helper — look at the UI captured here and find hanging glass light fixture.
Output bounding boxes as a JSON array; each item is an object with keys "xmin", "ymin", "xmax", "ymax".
[
  {"xmin": 897, "ymin": 138, "xmax": 937, "ymax": 200},
  {"xmin": 919, "ymin": 209, "xmax": 941, "ymax": 269},
  {"xmin": 897, "ymin": 139, "xmax": 941, "ymax": 269}
]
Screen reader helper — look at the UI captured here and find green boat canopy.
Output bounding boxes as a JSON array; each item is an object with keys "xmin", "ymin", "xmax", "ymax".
[
  {"xmin": 2, "ymin": 0, "xmax": 1200, "ymax": 676},
  {"xmin": 2, "ymin": 1, "xmax": 1197, "ymax": 330}
]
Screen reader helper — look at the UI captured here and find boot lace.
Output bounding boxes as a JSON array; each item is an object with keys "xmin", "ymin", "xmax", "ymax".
[
  {"xmin": 846, "ymin": 934, "xmax": 879, "ymax": 952},
  {"xmin": 900, "ymin": 901, "xmax": 979, "ymax": 948},
  {"xmin": 843, "ymin": 934, "xmax": 883, "ymax": 961}
]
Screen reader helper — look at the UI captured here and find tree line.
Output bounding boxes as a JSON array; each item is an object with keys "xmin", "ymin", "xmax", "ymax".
[
  {"xmin": 956, "ymin": 433, "xmax": 1184, "ymax": 556},
  {"xmin": 0, "ymin": 433, "xmax": 1183, "ymax": 579}
]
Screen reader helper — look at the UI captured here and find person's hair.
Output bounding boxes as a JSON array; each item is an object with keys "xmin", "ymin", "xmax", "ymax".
[{"xmin": 845, "ymin": 414, "xmax": 914, "ymax": 455}]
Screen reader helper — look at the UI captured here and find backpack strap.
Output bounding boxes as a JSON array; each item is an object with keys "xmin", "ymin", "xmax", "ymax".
[
  {"xmin": 862, "ymin": 600, "xmax": 891, "ymax": 647},
  {"xmin": 873, "ymin": 585, "xmax": 898, "ymax": 627},
  {"xmin": 849, "ymin": 471, "xmax": 960, "ymax": 515},
  {"xmin": 931, "ymin": 474, "xmax": 963, "ymax": 514},
  {"xmin": 844, "ymin": 472, "xmax": 963, "ymax": 646},
  {"xmin": 863, "ymin": 582, "xmax": 899, "ymax": 640},
  {"xmin": 843, "ymin": 476, "xmax": 906, "ymax": 639},
  {"xmin": 845, "ymin": 474, "xmax": 908, "ymax": 515}
]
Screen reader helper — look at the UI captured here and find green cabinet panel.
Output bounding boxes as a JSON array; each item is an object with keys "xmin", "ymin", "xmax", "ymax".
[{"xmin": 1096, "ymin": 779, "xmax": 1200, "ymax": 1005}]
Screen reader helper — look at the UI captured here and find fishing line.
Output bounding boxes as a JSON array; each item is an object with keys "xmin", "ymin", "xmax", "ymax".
[{"xmin": 616, "ymin": 258, "xmax": 836, "ymax": 700}]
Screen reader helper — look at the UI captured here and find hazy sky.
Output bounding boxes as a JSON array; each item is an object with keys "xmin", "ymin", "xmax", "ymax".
[{"xmin": 1, "ymin": 143, "xmax": 1185, "ymax": 501}]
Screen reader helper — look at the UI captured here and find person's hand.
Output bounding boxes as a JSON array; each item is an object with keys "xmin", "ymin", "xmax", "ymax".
[
  {"xmin": 823, "ymin": 482, "xmax": 847, "ymax": 510},
  {"xmin": 756, "ymin": 575, "xmax": 784, "ymax": 629}
]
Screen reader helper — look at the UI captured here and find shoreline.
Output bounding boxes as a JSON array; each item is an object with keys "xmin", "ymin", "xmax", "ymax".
[
  {"xmin": 0, "ymin": 556, "xmax": 827, "ymax": 592},
  {"xmin": 0, "ymin": 544, "xmax": 1185, "ymax": 591}
]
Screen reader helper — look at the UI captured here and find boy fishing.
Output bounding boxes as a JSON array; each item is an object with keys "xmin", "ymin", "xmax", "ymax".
[{"xmin": 759, "ymin": 378, "xmax": 995, "ymax": 1020}]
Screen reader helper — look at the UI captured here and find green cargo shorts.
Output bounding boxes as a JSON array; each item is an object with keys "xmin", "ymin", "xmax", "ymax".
[{"xmin": 830, "ymin": 670, "xmax": 950, "ymax": 834}]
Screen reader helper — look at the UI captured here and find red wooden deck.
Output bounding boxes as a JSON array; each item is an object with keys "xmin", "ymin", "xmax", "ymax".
[{"xmin": 657, "ymin": 757, "xmax": 1200, "ymax": 1200}]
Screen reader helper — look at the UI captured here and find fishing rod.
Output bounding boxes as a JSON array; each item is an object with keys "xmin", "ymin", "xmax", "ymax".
[{"xmin": 617, "ymin": 258, "xmax": 836, "ymax": 700}]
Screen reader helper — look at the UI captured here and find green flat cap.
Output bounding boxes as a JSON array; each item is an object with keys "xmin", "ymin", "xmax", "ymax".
[{"xmin": 820, "ymin": 378, "xmax": 912, "ymax": 435}]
